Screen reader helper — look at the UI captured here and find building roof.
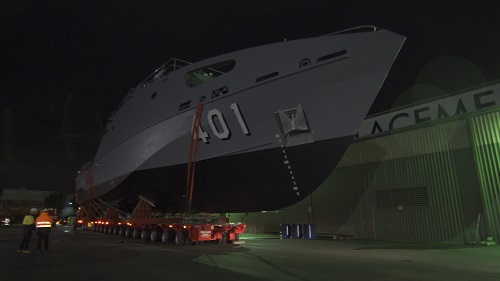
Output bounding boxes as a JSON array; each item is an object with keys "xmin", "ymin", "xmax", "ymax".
[{"xmin": 0, "ymin": 189, "xmax": 56, "ymax": 201}]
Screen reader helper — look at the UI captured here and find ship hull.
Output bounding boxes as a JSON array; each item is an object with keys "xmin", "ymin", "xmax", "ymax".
[
  {"xmin": 98, "ymin": 135, "xmax": 353, "ymax": 213},
  {"xmin": 76, "ymin": 27, "xmax": 405, "ymax": 213}
]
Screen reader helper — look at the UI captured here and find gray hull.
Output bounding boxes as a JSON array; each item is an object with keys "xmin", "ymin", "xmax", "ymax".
[{"xmin": 76, "ymin": 27, "xmax": 405, "ymax": 213}]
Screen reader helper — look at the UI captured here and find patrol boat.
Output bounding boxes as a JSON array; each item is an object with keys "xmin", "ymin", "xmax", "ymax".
[{"xmin": 76, "ymin": 26, "xmax": 405, "ymax": 213}]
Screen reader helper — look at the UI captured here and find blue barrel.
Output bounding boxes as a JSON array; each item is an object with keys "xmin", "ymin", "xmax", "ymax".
[
  {"xmin": 280, "ymin": 224, "xmax": 292, "ymax": 239},
  {"xmin": 292, "ymin": 224, "xmax": 303, "ymax": 238},
  {"xmin": 303, "ymin": 224, "xmax": 316, "ymax": 239}
]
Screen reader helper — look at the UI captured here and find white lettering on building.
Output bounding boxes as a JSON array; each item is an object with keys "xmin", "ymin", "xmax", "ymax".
[{"xmin": 356, "ymin": 84, "xmax": 499, "ymax": 138}]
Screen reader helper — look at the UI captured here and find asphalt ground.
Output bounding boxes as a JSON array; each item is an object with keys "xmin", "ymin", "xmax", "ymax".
[{"xmin": 1, "ymin": 225, "xmax": 499, "ymax": 281}]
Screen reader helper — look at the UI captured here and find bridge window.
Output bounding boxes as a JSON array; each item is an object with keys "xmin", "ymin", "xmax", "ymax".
[{"xmin": 185, "ymin": 60, "xmax": 235, "ymax": 88}]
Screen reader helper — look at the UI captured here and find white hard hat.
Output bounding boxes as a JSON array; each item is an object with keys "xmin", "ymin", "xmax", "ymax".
[
  {"xmin": 42, "ymin": 208, "xmax": 48, "ymax": 212},
  {"xmin": 30, "ymin": 208, "xmax": 38, "ymax": 214}
]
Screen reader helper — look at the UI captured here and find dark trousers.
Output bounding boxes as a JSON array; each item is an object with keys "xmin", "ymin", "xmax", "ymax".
[
  {"xmin": 19, "ymin": 231, "xmax": 32, "ymax": 250},
  {"xmin": 37, "ymin": 228, "xmax": 51, "ymax": 251}
]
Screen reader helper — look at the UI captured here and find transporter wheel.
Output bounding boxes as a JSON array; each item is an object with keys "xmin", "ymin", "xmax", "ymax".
[
  {"xmin": 228, "ymin": 233, "xmax": 241, "ymax": 244},
  {"xmin": 125, "ymin": 227, "xmax": 132, "ymax": 238},
  {"xmin": 113, "ymin": 226, "xmax": 120, "ymax": 235},
  {"xmin": 174, "ymin": 230, "xmax": 187, "ymax": 246},
  {"xmin": 217, "ymin": 231, "xmax": 227, "ymax": 245},
  {"xmin": 161, "ymin": 229, "xmax": 172, "ymax": 244},
  {"xmin": 132, "ymin": 228, "xmax": 141, "ymax": 239},
  {"xmin": 141, "ymin": 229, "xmax": 150, "ymax": 241},
  {"xmin": 108, "ymin": 226, "xmax": 114, "ymax": 234},
  {"xmin": 150, "ymin": 229, "xmax": 161, "ymax": 242},
  {"xmin": 119, "ymin": 227, "xmax": 126, "ymax": 236}
]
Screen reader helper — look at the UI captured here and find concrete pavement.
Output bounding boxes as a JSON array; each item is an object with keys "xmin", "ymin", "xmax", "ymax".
[{"xmin": 1, "ymin": 226, "xmax": 499, "ymax": 281}]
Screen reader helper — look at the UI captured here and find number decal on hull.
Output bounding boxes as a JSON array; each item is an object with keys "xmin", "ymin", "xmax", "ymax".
[
  {"xmin": 193, "ymin": 103, "xmax": 250, "ymax": 143},
  {"xmin": 276, "ymin": 134, "xmax": 300, "ymax": 196},
  {"xmin": 231, "ymin": 103, "xmax": 250, "ymax": 135},
  {"xmin": 208, "ymin": 109, "xmax": 230, "ymax": 140}
]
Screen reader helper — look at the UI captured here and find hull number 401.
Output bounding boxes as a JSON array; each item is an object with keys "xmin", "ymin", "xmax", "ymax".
[{"xmin": 192, "ymin": 103, "xmax": 250, "ymax": 143}]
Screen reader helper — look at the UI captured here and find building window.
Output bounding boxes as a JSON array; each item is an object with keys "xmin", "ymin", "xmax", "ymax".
[
  {"xmin": 376, "ymin": 187, "xmax": 428, "ymax": 208},
  {"xmin": 11, "ymin": 202, "xmax": 21, "ymax": 209}
]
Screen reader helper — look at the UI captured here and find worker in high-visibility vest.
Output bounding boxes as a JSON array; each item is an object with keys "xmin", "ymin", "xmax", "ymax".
[
  {"xmin": 18, "ymin": 208, "xmax": 38, "ymax": 253},
  {"xmin": 35, "ymin": 209, "xmax": 54, "ymax": 252}
]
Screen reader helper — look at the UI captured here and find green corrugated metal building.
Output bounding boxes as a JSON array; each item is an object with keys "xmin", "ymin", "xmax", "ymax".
[{"xmin": 229, "ymin": 81, "xmax": 500, "ymax": 244}]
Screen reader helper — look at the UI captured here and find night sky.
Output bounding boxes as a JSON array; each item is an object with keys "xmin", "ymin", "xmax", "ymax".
[{"xmin": 1, "ymin": 1, "xmax": 499, "ymax": 195}]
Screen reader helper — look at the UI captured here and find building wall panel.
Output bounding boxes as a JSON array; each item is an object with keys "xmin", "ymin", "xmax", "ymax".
[
  {"xmin": 312, "ymin": 120, "xmax": 478, "ymax": 243},
  {"xmin": 469, "ymin": 111, "xmax": 500, "ymax": 241}
]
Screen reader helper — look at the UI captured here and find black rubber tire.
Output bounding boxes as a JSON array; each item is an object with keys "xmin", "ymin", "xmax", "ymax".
[
  {"xmin": 132, "ymin": 228, "xmax": 141, "ymax": 239},
  {"xmin": 141, "ymin": 229, "xmax": 150, "ymax": 241},
  {"xmin": 150, "ymin": 229, "xmax": 161, "ymax": 242},
  {"xmin": 161, "ymin": 229, "xmax": 172, "ymax": 244},
  {"xmin": 217, "ymin": 231, "xmax": 227, "ymax": 245},
  {"xmin": 174, "ymin": 230, "xmax": 187, "ymax": 246},
  {"xmin": 125, "ymin": 227, "xmax": 132, "ymax": 238}
]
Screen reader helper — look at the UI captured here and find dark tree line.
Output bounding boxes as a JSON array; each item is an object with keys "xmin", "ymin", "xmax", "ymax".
[{"xmin": 44, "ymin": 192, "xmax": 67, "ymax": 212}]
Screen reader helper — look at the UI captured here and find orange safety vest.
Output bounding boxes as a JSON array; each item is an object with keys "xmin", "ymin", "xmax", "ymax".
[{"xmin": 36, "ymin": 212, "xmax": 53, "ymax": 228}]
